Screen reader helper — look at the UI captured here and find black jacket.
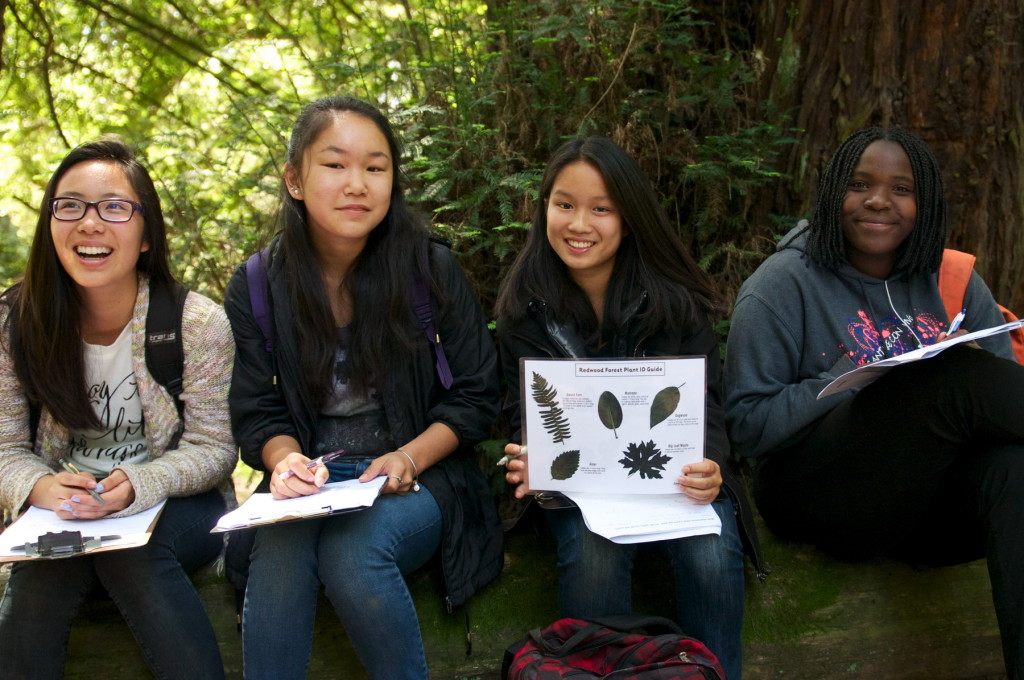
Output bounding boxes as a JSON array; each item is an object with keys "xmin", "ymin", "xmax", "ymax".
[
  {"xmin": 497, "ymin": 296, "xmax": 765, "ymax": 578},
  {"xmin": 225, "ymin": 237, "xmax": 503, "ymax": 607}
]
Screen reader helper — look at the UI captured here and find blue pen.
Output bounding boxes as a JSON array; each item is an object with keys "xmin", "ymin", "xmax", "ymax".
[{"xmin": 947, "ymin": 308, "xmax": 967, "ymax": 334}]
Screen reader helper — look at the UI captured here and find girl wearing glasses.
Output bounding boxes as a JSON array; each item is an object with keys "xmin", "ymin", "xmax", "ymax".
[{"xmin": 0, "ymin": 139, "xmax": 235, "ymax": 679}]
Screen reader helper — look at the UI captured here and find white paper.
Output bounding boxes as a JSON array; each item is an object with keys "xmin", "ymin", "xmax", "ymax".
[
  {"xmin": 0, "ymin": 501, "xmax": 166, "ymax": 560},
  {"xmin": 522, "ymin": 357, "xmax": 707, "ymax": 494},
  {"xmin": 818, "ymin": 319, "xmax": 1024, "ymax": 399},
  {"xmin": 212, "ymin": 477, "xmax": 386, "ymax": 532},
  {"xmin": 564, "ymin": 492, "xmax": 722, "ymax": 544}
]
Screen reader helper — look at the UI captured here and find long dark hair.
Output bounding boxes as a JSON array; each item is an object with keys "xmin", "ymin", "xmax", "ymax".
[
  {"xmin": 276, "ymin": 96, "xmax": 433, "ymax": 403},
  {"xmin": 495, "ymin": 136, "xmax": 721, "ymax": 343},
  {"xmin": 1, "ymin": 139, "xmax": 174, "ymax": 430},
  {"xmin": 805, "ymin": 126, "xmax": 947, "ymax": 275}
]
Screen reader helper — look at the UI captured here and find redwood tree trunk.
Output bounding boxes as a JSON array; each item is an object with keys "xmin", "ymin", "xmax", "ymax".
[{"xmin": 755, "ymin": 0, "xmax": 1024, "ymax": 313}]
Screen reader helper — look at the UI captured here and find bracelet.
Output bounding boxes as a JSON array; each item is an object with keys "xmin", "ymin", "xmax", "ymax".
[{"xmin": 396, "ymin": 448, "xmax": 421, "ymax": 492}]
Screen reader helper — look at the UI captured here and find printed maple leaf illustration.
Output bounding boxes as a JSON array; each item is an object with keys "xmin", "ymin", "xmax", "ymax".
[{"xmin": 618, "ymin": 440, "xmax": 672, "ymax": 479}]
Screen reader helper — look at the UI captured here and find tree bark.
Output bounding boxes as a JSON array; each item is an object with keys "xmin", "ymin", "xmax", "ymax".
[{"xmin": 755, "ymin": 0, "xmax": 1024, "ymax": 312}]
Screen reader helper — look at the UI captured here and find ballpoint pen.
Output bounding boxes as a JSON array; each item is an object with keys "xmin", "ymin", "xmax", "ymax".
[
  {"xmin": 57, "ymin": 458, "xmax": 105, "ymax": 504},
  {"xmin": 277, "ymin": 449, "xmax": 346, "ymax": 480},
  {"xmin": 947, "ymin": 308, "xmax": 967, "ymax": 334}
]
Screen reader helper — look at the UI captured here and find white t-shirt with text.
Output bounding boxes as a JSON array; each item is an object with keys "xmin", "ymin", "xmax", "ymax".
[{"xmin": 70, "ymin": 323, "xmax": 149, "ymax": 477}]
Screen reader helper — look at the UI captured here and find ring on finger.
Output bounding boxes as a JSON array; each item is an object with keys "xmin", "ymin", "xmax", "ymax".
[{"xmin": 391, "ymin": 475, "xmax": 403, "ymax": 483}]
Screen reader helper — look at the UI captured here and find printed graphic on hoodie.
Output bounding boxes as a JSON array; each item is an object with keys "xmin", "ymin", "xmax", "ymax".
[{"xmin": 844, "ymin": 309, "xmax": 944, "ymax": 365}]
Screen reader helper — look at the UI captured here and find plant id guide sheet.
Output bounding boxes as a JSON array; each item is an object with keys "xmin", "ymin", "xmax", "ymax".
[{"xmin": 520, "ymin": 356, "xmax": 706, "ymax": 494}]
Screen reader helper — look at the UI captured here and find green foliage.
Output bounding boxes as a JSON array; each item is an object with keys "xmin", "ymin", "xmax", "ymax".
[
  {"xmin": 0, "ymin": 0, "xmax": 796, "ymax": 310},
  {"xmin": 0, "ymin": 216, "xmax": 28, "ymax": 290}
]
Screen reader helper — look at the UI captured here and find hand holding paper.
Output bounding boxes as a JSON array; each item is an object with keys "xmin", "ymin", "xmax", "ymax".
[
  {"xmin": 500, "ymin": 444, "xmax": 531, "ymax": 499},
  {"xmin": 818, "ymin": 319, "xmax": 1024, "ymax": 398},
  {"xmin": 212, "ymin": 477, "xmax": 386, "ymax": 532}
]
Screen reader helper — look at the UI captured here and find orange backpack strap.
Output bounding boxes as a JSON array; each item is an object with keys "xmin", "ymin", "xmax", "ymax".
[{"xmin": 938, "ymin": 248, "xmax": 977, "ymax": 323}]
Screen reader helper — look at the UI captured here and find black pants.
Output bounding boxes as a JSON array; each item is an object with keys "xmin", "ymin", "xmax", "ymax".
[{"xmin": 755, "ymin": 345, "xmax": 1024, "ymax": 679}]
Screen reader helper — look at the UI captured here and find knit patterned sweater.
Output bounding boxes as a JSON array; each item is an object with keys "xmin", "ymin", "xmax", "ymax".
[{"xmin": 0, "ymin": 276, "xmax": 237, "ymax": 519}]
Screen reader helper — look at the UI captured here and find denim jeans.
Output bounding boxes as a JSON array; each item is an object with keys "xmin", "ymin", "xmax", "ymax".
[
  {"xmin": 545, "ymin": 494, "xmax": 745, "ymax": 680},
  {"xmin": 0, "ymin": 488, "xmax": 226, "ymax": 680},
  {"xmin": 242, "ymin": 461, "xmax": 443, "ymax": 680}
]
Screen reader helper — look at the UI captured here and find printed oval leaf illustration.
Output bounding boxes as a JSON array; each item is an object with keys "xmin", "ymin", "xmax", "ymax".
[
  {"xmin": 650, "ymin": 384, "xmax": 683, "ymax": 428},
  {"xmin": 618, "ymin": 440, "xmax": 672, "ymax": 479},
  {"xmin": 531, "ymin": 371, "xmax": 572, "ymax": 444},
  {"xmin": 597, "ymin": 391, "xmax": 623, "ymax": 439},
  {"xmin": 550, "ymin": 450, "xmax": 581, "ymax": 480}
]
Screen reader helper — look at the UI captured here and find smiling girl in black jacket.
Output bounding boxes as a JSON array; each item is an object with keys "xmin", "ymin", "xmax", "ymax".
[{"xmin": 496, "ymin": 137, "xmax": 761, "ymax": 680}]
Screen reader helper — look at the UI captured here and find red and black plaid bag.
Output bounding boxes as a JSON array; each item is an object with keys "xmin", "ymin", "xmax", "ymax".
[{"xmin": 501, "ymin": 615, "xmax": 726, "ymax": 680}]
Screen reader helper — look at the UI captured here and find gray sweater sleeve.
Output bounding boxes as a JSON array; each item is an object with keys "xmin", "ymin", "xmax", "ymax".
[{"xmin": 724, "ymin": 291, "xmax": 851, "ymax": 460}]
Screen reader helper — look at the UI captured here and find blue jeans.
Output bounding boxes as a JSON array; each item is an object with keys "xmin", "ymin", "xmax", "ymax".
[
  {"xmin": 0, "ymin": 488, "xmax": 226, "ymax": 680},
  {"xmin": 242, "ymin": 463, "xmax": 443, "ymax": 680},
  {"xmin": 545, "ymin": 495, "xmax": 745, "ymax": 680}
]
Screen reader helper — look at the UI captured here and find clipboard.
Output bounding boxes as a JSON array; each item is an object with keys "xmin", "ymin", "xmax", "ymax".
[
  {"xmin": 211, "ymin": 477, "xmax": 386, "ymax": 532},
  {"xmin": 0, "ymin": 501, "xmax": 166, "ymax": 562}
]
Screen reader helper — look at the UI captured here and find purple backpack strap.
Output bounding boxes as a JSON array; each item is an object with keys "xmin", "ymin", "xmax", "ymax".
[
  {"xmin": 246, "ymin": 245, "xmax": 452, "ymax": 389},
  {"xmin": 246, "ymin": 249, "xmax": 273, "ymax": 354},
  {"xmin": 411, "ymin": 246, "xmax": 453, "ymax": 390},
  {"xmin": 410, "ymin": 283, "xmax": 453, "ymax": 390}
]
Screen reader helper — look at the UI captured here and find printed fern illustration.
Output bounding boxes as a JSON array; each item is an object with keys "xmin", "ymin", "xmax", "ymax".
[
  {"xmin": 550, "ymin": 450, "xmax": 581, "ymax": 480},
  {"xmin": 650, "ymin": 383, "xmax": 685, "ymax": 428},
  {"xmin": 598, "ymin": 391, "xmax": 623, "ymax": 439},
  {"xmin": 531, "ymin": 371, "xmax": 572, "ymax": 443},
  {"xmin": 618, "ymin": 440, "xmax": 672, "ymax": 479}
]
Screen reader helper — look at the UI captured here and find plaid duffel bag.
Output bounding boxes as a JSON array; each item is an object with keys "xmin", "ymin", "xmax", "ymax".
[{"xmin": 502, "ymin": 615, "xmax": 726, "ymax": 680}]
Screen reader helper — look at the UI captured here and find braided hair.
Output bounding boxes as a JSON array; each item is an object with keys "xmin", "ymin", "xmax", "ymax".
[{"xmin": 805, "ymin": 126, "xmax": 947, "ymax": 275}]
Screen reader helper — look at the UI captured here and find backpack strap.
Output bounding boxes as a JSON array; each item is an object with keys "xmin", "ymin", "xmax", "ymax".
[
  {"xmin": 411, "ymin": 245, "xmax": 453, "ymax": 390},
  {"xmin": 246, "ymin": 249, "xmax": 273, "ymax": 355},
  {"xmin": 938, "ymin": 248, "xmax": 976, "ymax": 323},
  {"xmin": 20, "ymin": 280, "xmax": 188, "ymax": 447},
  {"xmin": 145, "ymin": 279, "xmax": 189, "ymax": 449},
  {"xmin": 244, "ymin": 245, "xmax": 452, "ymax": 388}
]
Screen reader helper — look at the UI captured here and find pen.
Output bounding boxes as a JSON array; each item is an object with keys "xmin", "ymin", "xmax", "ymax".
[
  {"xmin": 497, "ymin": 445, "xmax": 527, "ymax": 467},
  {"xmin": 947, "ymin": 308, "xmax": 967, "ymax": 334},
  {"xmin": 57, "ymin": 458, "xmax": 105, "ymax": 504},
  {"xmin": 277, "ymin": 449, "xmax": 346, "ymax": 480}
]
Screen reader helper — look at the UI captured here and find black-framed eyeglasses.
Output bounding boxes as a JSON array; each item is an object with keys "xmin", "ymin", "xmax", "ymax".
[{"xmin": 50, "ymin": 197, "xmax": 145, "ymax": 223}]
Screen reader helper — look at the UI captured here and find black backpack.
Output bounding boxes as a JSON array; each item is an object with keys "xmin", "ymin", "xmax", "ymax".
[{"xmin": 26, "ymin": 280, "xmax": 188, "ymax": 446}]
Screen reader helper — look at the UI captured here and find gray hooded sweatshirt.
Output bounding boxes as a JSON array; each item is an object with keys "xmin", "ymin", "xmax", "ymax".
[{"xmin": 724, "ymin": 223, "xmax": 1013, "ymax": 462}]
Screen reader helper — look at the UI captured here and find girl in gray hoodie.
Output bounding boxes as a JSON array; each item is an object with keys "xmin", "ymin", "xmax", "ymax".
[{"xmin": 725, "ymin": 127, "xmax": 1024, "ymax": 678}]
